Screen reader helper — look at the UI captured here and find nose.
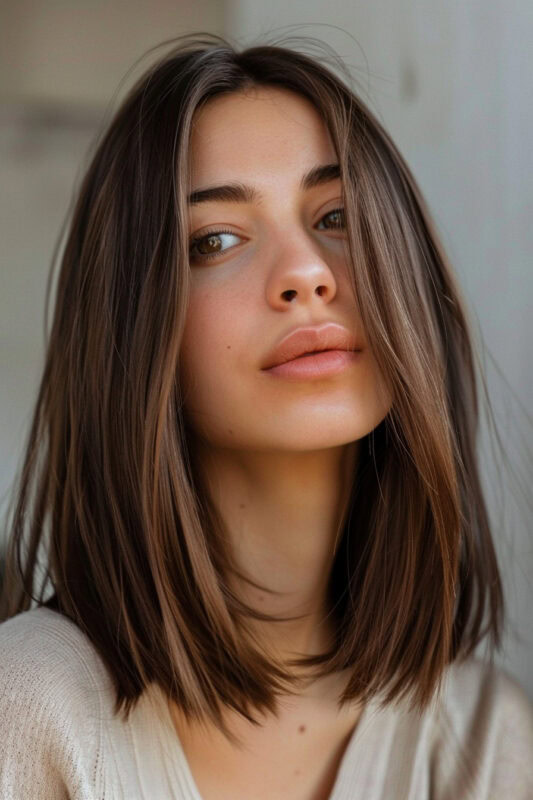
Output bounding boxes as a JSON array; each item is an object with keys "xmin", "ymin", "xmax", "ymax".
[{"xmin": 265, "ymin": 233, "xmax": 338, "ymax": 310}]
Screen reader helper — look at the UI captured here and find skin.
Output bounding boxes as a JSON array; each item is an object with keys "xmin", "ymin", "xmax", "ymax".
[{"xmin": 173, "ymin": 86, "xmax": 393, "ymax": 799}]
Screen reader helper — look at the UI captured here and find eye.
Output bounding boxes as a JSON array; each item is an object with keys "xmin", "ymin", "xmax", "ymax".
[
  {"xmin": 189, "ymin": 229, "xmax": 242, "ymax": 263},
  {"xmin": 316, "ymin": 208, "xmax": 346, "ymax": 231},
  {"xmin": 188, "ymin": 208, "xmax": 346, "ymax": 265}
]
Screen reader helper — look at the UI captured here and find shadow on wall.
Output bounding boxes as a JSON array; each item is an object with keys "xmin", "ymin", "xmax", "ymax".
[{"xmin": 0, "ymin": 552, "xmax": 5, "ymax": 600}]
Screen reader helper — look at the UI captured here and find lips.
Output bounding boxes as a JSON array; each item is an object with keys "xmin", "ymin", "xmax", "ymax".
[{"xmin": 261, "ymin": 322, "xmax": 362, "ymax": 370}]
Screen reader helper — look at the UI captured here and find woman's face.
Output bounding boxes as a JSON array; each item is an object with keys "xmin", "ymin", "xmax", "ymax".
[{"xmin": 179, "ymin": 86, "xmax": 392, "ymax": 451}]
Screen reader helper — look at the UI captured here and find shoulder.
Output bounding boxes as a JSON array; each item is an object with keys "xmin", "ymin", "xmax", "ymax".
[
  {"xmin": 0, "ymin": 604, "xmax": 112, "ymax": 710},
  {"xmin": 0, "ymin": 606, "xmax": 110, "ymax": 799},
  {"xmin": 432, "ymin": 655, "xmax": 533, "ymax": 797},
  {"xmin": 1, "ymin": 603, "xmax": 102, "ymax": 666},
  {"xmin": 439, "ymin": 654, "xmax": 533, "ymax": 738}
]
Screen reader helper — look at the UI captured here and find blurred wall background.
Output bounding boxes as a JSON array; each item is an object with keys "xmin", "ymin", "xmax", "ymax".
[{"xmin": 1, "ymin": 1, "xmax": 532, "ymax": 698}]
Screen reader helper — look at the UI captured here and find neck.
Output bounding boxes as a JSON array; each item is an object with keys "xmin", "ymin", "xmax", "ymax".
[{"xmin": 191, "ymin": 439, "xmax": 359, "ymax": 664}]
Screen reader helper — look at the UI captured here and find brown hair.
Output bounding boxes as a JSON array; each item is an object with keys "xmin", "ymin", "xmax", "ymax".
[{"xmin": 0, "ymin": 33, "xmax": 505, "ymax": 740}]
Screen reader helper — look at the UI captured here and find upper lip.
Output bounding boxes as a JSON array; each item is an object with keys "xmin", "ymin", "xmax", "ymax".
[{"xmin": 261, "ymin": 322, "xmax": 363, "ymax": 370}]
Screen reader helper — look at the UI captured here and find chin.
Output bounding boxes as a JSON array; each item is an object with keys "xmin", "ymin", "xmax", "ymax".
[
  {"xmin": 268, "ymin": 429, "xmax": 369, "ymax": 451},
  {"xmin": 225, "ymin": 420, "xmax": 375, "ymax": 452}
]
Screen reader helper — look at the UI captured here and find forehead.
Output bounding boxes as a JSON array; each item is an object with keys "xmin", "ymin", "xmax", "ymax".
[{"xmin": 188, "ymin": 87, "xmax": 337, "ymax": 188}]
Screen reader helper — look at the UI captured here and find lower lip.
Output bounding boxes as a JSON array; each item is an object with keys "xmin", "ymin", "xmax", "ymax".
[{"xmin": 263, "ymin": 350, "xmax": 363, "ymax": 380}]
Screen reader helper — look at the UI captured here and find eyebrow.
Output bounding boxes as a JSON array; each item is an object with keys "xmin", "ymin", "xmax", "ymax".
[{"xmin": 187, "ymin": 163, "xmax": 341, "ymax": 206}]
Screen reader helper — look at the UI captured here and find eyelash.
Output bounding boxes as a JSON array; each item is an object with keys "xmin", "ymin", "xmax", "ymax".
[
  {"xmin": 188, "ymin": 208, "xmax": 346, "ymax": 264},
  {"xmin": 189, "ymin": 228, "xmax": 238, "ymax": 263}
]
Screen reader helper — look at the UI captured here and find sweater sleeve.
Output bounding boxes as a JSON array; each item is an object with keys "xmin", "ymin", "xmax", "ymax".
[
  {"xmin": 484, "ymin": 668, "xmax": 533, "ymax": 798},
  {"xmin": 433, "ymin": 658, "xmax": 533, "ymax": 799},
  {"xmin": 0, "ymin": 608, "xmax": 104, "ymax": 800}
]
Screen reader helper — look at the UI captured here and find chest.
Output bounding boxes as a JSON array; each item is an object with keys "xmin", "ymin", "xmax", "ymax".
[{"xmin": 170, "ymin": 700, "xmax": 363, "ymax": 800}]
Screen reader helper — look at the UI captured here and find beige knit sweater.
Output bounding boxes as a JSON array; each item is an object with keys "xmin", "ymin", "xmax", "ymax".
[{"xmin": 1, "ymin": 607, "xmax": 532, "ymax": 799}]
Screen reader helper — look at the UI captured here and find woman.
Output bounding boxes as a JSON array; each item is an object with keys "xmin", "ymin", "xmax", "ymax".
[{"xmin": 0, "ymin": 33, "xmax": 532, "ymax": 799}]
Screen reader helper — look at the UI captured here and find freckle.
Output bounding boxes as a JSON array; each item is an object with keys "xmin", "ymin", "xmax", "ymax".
[
  {"xmin": 226, "ymin": 345, "xmax": 231, "ymax": 349},
  {"xmin": 257, "ymin": 595, "xmax": 264, "ymax": 602},
  {"xmin": 227, "ymin": 429, "xmax": 233, "ymax": 434},
  {"xmin": 298, "ymin": 724, "xmax": 306, "ymax": 734},
  {"xmin": 294, "ymin": 769, "xmax": 301, "ymax": 776}
]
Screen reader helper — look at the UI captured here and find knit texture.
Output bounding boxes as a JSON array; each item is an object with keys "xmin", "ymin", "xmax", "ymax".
[{"xmin": 1, "ymin": 607, "xmax": 532, "ymax": 799}]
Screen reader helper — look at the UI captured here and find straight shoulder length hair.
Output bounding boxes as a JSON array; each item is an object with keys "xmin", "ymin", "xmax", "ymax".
[{"xmin": 0, "ymin": 33, "xmax": 505, "ymax": 740}]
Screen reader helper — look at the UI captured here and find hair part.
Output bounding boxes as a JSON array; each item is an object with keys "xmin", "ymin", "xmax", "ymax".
[{"xmin": 0, "ymin": 32, "xmax": 504, "ymax": 744}]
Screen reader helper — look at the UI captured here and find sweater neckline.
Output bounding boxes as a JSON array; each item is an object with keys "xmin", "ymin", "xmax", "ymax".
[{"xmin": 142, "ymin": 683, "xmax": 384, "ymax": 800}]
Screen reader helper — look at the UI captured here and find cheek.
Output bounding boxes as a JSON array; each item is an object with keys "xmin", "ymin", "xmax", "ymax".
[
  {"xmin": 180, "ymin": 295, "xmax": 218, "ymax": 382},
  {"xmin": 178, "ymin": 287, "xmax": 244, "ymax": 415}
]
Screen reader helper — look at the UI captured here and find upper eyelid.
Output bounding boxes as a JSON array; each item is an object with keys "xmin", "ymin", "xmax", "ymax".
[
  {"xmin": 190, "ymin": 228, "xmax": 238, "ymax": 245},
  {"xmin": 189, "ymin": 206, "xmax": 345, "ymax": 242}
]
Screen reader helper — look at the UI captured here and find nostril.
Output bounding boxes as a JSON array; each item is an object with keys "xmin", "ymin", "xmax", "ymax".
[{"xmin": 282, "ymin": 289, "xmax": 297, "ymax": 301}]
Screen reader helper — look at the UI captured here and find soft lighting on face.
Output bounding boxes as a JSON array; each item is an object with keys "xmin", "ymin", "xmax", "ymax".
[{"xmin": 179, "ymin": 87, "xmax": 392, "ymax": 452}]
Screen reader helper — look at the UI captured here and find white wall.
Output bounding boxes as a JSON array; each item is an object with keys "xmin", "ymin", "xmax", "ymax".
[
  {"xmin": 0, "ymin": 3, "xmax": 225, "ymax": 559},
  {"xmin": 0, "ymin": 0, "xmax": 226, "ymax": 106},
  {"xmin": 226, "ymin": 0, "xmax": 533, "ymax": 697}
]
